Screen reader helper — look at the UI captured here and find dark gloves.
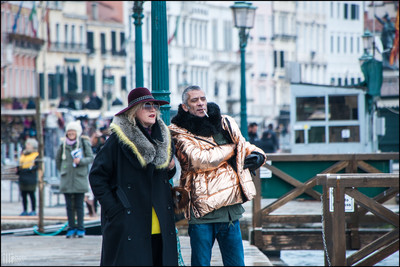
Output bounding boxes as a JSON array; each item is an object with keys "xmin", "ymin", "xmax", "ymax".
[{"xmin": 244, "ymin": 152, "xmax": 265, "ymax": 175}]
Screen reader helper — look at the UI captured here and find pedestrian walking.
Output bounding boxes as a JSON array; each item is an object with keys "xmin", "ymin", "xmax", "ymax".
[
  {"xmin": 17, "ymin": 138, "xmax": 39, "ymax": 216},
  {"xmin": 169, "ymin": 85, "xmax": 266, "ymax": 266},
  {"xmin": 44, "ymin": 104, "xmax": 64, "ymax": 158},
  {"xmin": 256, "ymin": 130, "xmax": 276, "ymax": 153},
  {"xmin": 257, "ymin": 123, "xmax": 280, "ymax": 153},
  {"xmin": 88, "ymin": 87, "xmax": 179, "ymax": 266},
  {"xmin": 56, "ymin": 120, "xmax": 94, "ymax": 238},
  {"xmin": 247, "ymin": 122, "xmax": 259, "ymax": 144}
]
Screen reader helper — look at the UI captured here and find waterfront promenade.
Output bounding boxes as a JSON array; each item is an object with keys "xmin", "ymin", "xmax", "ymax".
[{"xmin": 2, "ymin": 177, "xmax": 398, "ymax": 266}]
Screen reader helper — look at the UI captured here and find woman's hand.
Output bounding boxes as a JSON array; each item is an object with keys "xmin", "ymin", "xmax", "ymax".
[{"xmin": 73, "ymin": 157, "xmax": 81, "ymax": 166}]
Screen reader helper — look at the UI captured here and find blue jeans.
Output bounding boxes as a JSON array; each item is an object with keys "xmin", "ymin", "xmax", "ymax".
[{"xmin": 188, "ymin": 220, "xmax": 245, "ymax": 266}]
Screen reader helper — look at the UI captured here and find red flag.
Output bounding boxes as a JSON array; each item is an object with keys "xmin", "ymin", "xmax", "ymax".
[
  {"xmin": 168, "ymin": 16, "xmax": 180, "ymax": 45},
  {"xmin": 29, "ymin": 1, "xmax": 38, "ymax": 37},
  {"xmin": 45, "ymin": 7, "xmax": 51, "ymax": 48},
  {"xmin": 389, "ymin": 8, "xmax": 399, "ymax": 65}
]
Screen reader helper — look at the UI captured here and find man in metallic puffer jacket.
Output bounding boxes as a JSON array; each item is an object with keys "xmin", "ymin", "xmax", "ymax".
[{"xmin": 169, "ymin": 85, "xmax": 266, "ymax": 266}]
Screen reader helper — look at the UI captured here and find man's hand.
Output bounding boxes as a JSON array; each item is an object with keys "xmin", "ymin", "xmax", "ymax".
[{"xmin": 243, "ymin": 152, "xmax": 265, "ymax": 171}]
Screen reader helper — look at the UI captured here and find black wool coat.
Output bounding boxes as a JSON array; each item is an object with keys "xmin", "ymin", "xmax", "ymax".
[{"xmin": 89, "ymin": 115, "xmax": 178, "ymax": 266}]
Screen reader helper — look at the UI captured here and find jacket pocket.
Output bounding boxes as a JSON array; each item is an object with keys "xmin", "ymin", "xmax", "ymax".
[{"xmin": 115, "ymin": 186, "xmax": 132, "ymax": 209}]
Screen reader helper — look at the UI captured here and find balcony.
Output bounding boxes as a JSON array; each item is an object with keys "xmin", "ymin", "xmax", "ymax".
[
  {"xmin": 7, "ymin": 33, "xmax": 44, "ymax": 51},
  {"xmin": 100, "ymin": 49, "xmax": 127, "ymax": 58},
  {"xmin": 271, "ymin": 33, "xmax": 297, "ymax": 42},
  {"xmin": 49, "ymin": 42, "xmax": 88, "ymax": 54}
]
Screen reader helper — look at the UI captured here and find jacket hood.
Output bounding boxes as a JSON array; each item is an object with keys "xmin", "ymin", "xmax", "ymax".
[
  {"xmin": 110, "ymin": 115, "xmax": 172, "ymax": 168},
  {"xmin": 171, "ymin": 102, "xmax": 222, "ymax": 137}
]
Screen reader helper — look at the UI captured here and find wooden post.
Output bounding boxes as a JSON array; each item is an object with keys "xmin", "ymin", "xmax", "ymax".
[
  {"xmin": 35, "ymin": 2, "xmax": 48, "ymax": 232},
  {"xmin": 35, "ymin": 94, "xmax": 44, "ymax": 232},
  {"xmin": 321, "ymin": 175, "xmax": 347, "ymax": 266},
  {"xmin": 252, "ymin": 168, "xmax": 261, "ymax": 228},
  {"xmin": 252, "ymin": 168, "xmax": 262, "ymax": 246},
  {"xmin": 331, "ymin": 176, "xmax": 346, "ymax": 266}
]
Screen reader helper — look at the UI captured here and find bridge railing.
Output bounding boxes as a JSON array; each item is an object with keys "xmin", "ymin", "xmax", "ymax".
[
  {"xmin": 251, "ymin": 152, "xmax": 399, "ymax": 264},
  {"xmin": 317, "ymin": 173, "xmax": 399, "ymax": 266}
]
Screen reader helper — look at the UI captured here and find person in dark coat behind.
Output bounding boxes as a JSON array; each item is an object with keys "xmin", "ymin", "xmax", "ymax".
[
  {"xmin": 89, "ymin": 87, "xmax": 178, "ymax": 266},
  {"xmin": 256, "ymin": 127, "xmax": 278, "ymax": 153},
  {"xmin": 247, "ymin": 122, "xmax": 259, "ymax": 144}
]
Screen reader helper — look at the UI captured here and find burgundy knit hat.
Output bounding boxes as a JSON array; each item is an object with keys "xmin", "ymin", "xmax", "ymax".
[{"xmin": 115, "ymin": 87, "xmax": 169, "ymax": 116}]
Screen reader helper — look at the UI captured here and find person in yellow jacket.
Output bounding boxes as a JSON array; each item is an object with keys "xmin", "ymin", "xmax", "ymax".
[{"xmin": 17, "ymin": 138, "xmax": 39, "ymax": 216}]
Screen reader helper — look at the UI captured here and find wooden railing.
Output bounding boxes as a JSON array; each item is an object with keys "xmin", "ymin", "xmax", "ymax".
[
  {"xmin": 317, "ymin": 173, "xmax": 399, "ymax": 266},
  {"xmin": 251, "ymin": 153, "xmax": 399, "ymax": 264}
]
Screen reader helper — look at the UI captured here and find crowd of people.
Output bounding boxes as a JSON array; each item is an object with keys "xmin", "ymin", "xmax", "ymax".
[
  {"xmin": 248, "ymin": 121, "xmax": 288, "ymax": 154},
  {"xmin": 1, "ymin": 107, "xmax": 112, "ymax": 158},
  {"xmin": 2, "ymin": 100, "xmax": 112, "ymax": 223}
]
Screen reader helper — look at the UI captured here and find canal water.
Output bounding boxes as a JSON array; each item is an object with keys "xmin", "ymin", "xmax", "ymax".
[{"xmin": 280, "ymin": 250, "xmax": 399, "ymax": 266}]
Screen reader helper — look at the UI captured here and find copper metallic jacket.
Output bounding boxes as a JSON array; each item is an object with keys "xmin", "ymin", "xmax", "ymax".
[{"xmin": 169, "ymin": 115, "xmax": 266, "ymax": 219}]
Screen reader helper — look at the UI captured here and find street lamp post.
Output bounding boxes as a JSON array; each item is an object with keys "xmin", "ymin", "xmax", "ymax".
[
  {"xmin": 359, "ymin": 30, "xmax": 383, "ymax": 152},
  {"xmin": 151, "ymin": 1, "xmax": 171, "ymax": 124},
  {"xmin": 361, "ymin": 30, "xmax": 375, "ymax": 58},
  {"xmin": 133, "ymin": 1, "xmax": 145, "ymax": 87},
  {"xmin": 230, "ymin": 1, "xmax": 256, "ymax": 140}
]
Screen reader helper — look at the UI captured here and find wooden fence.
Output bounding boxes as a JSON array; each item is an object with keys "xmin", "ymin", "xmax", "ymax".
[
  {"xmin": 317, "ymin": 173, "xmax": 399, "ymax": 266},
  {"xmin": 251, "ymin": 153, "xmax": 399, "ymax": 265}
]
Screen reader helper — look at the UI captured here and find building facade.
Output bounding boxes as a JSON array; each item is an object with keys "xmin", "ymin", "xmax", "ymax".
[
  {"xmin": 19, "ymin": 1, "xmax": 126, "ymax": 110},
  {"xmin": 1, "ymin": 1, "xmax": 43, "ymax": 107},
  {"xmin": 125, "ymin": 1, "xmax": 248, "ymax": 120}
]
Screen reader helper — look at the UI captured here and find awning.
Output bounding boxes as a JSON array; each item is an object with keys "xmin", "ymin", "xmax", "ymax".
[{"xmin": 376, "ymin": 98, "xmax": 399, "ymax": 108}]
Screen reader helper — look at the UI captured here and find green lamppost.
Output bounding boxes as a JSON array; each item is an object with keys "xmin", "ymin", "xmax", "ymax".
[
  {"xmin": 230, "ymin": 1, "xmax": 256, "ymax": 140},
  {"xmin": 132, "ymin": 1, "xmax": 145, "ymax": 87},
  {"xmin": 359, "ymin": 29, "xmax": 383, "ymax": 152},
  {"xmin": 151, "ymin": 1, "xmax": 171, "ymax": 124}
]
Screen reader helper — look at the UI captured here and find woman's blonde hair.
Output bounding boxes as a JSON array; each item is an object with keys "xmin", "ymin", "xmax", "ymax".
[{"xmin": 126, "ymin": 102, "xmax": 161, "ymax": 125}]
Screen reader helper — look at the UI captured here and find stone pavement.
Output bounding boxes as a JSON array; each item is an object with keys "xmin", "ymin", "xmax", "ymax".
[{"xmin": 1, "ymin": 235, "xmax": 271, "ymax": 266}]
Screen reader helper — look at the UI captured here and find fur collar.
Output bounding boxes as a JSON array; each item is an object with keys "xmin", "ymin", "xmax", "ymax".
[
  {"xmin": 110, "ymin": 115, "xmax": 171, "ymax": 168},
  {"xmin": 171, "ymin": 102, "xmax": 223, "ymax": 137}
]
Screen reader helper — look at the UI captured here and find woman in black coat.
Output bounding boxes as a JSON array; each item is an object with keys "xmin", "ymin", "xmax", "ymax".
[{"xmin": 89, "ymin": 87, "xmax": 178, "ymax": 266}]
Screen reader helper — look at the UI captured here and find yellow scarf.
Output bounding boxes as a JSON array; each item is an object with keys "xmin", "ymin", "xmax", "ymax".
[
  {"xmin": 19, "ymin": 152, "xmax": 39, "ymax": 169},
  {"xmin": 152, "ymin": 207, "xmax": 161, "ymax": 234}
]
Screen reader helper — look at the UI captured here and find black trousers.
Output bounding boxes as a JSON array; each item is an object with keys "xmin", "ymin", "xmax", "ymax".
[
  {"xmin": 64, "ymin": 193, "xmax": 85, "ymax": 231},
  {"xmin": 151, "ymin": 233, "xmax": 163, "ymax": 266},
  {"xmin": 21, "ymin": 190, "xmax": 36, "ymax": 212}
]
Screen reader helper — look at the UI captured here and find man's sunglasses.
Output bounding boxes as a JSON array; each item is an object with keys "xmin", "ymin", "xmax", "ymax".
[{"xmin": 142, "ymin": 102, "xmax": 160, "ymax": 111}]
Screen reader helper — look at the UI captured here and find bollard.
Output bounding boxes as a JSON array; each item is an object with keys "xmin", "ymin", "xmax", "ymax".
[
  {"xmin": 16, "ymin": 143, "xmax": 22, "ymax": 162},
  {"xmin": 1, "ymin": 143, "xmax": 6, "ymax": 163},
  {"xmin": 9, "ymin": 143, "xmax": 15, "ymax": 163},
  {"xmin": 44, "ymin": 157, "xmax": 51, "ymax": 179}
]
